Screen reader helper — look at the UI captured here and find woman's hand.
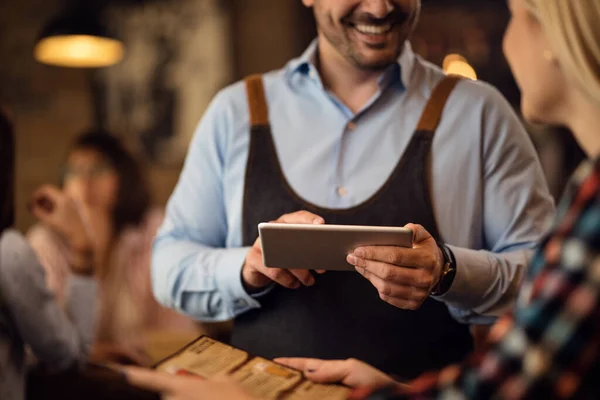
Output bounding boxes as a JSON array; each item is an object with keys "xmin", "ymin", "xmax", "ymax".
[
  {"xmin": 275, "ymin": 357, "xmax": 399, "ymax": 390},
  {"xmin": 30, "ymin": 185, "xmax": 94, "ymax": 274},
  {"xmin": 124, "ymin": 366, "xmax": 258, "ymax": 400},
  {"xmin": 90, "ymin": 342, "xmax": 151, "ymax": 366},
  {"xmin": 30, "ymin": 185, "xmax": 88, "ymax": 246}
]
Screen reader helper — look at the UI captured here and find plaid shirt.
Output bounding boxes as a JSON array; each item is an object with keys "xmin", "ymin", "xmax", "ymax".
[{"xmin": 364, "ymin": 158, "xmax": 600, "ymax": 400}]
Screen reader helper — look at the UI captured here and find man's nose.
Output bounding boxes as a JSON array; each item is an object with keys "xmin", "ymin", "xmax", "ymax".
[{"xmin": 360, "ymin": 0, "xmax": 394, "ymax": 19}]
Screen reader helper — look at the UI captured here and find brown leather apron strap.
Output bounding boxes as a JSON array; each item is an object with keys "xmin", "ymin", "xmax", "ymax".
[
  {"xmin": 245, "ymin": 74, "xmax": 269, "ymax": 127},
  {"xmin": 416, "ymin": 76, "xmax": 462, "ymax": 132}
]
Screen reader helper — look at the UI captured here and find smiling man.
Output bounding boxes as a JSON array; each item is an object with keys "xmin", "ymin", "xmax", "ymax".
[{"xmin": 152, "ymin": 0, "xmax": 554, "ymax": 379}]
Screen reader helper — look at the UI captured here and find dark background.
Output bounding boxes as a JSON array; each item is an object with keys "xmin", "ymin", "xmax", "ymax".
[{"xmin": 0, "ymin": 0, "xmax": 583, "ymax": 230}]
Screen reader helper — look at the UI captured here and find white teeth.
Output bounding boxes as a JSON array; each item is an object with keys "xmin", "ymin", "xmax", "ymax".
[{"xmin": 354, "ymin": 23, "xmax": 391, "ymax": 35}]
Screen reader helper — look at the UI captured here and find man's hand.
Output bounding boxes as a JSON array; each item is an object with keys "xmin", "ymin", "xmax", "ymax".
[
  {"xmin": 242, "ymin": 211, "xmax": 325, "ymax": 291},
  {"xmin": 124, "ymin": 367, "xmax": 257, "ymax": 400},
  {"xmin": 275, "ymin": 357, "xmax": 400, "ymax": 390},
  {"xmin": 346, "ymin": 223, "xmax": 444, "ymax": 310}
]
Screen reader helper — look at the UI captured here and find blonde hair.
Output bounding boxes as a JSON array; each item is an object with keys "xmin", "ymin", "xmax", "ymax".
[{"xmin": 524, "ymin": 0, "xmax": 600, "ymax": 105}]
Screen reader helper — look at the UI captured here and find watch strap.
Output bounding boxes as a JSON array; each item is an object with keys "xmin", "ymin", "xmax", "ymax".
[{"xmin": 431, "ymin": 242, "xmax": 456, "ymax": 296}]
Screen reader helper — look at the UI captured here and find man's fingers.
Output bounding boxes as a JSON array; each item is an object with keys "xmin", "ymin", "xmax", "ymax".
[
  {"xmin": 349, "ymin": 257, "xmax": 430, "ymax": 288},
  {"xmin": 254, "ymin": 239, "xmax": 264, "ymax": 256},
  {"xmin": 246, "ymin": 247, "xmax": 263, "ymax": 267},
  {"xmin": 276, "ymin": 211, "xmax": 324, "ymax": 225},
  {"xmin": 263, "ymin": 266, "xmax": 316, "ymax": 287},
  {"xmin": 404, "ymin": 223, "xmax": 433, "ymax": 244},
  {"xmin": 355, "ymin": 268, "xmax": 425, "ymax": 301},
  {"xmin": 355, "ymin": 267, "xmax": 427, "ymax": 310},
  {"xmin": 352, "ymin": 246, "xmax": 435, "ymax": 270},
  {"xmin": 252, "ymin": 240, "xmax": 315, "ymax": 288},
  {"xmin": 378, "ymin": 295, "xmax": 422, "ymax": 311},
  {"xmin": 263, "ymin": 268, "xmax": 302, "ymax": 289},
  {"xmin": 123, "ymin": 366, "xmax": 180, "ymax": 394},
  {"xmin": 257, "ymin": 210, "xmax": 325, "ymax": 289},
  {"xmin": 355, "ymin": 268, "xmax": 426, "ymax": 310},
  {"xmin": 290, "ymin": 269, "xmax": 315, "ymax": 286}
]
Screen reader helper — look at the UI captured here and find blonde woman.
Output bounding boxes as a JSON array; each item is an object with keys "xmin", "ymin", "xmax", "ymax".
[{"xmin": 122, "ymin": 0, "xmax": 600, "ymax": 398}]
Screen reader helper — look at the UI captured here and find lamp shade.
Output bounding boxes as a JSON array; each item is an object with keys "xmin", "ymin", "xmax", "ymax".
[{"xmin": 34, "ymin": 9, "xmax": 124, "ymax": 68}]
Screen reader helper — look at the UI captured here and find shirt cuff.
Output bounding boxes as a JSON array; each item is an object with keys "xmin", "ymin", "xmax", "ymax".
[
  {"xmin": 249, "ymin": 283, "xmax": 275, "ymax": 299},
  {"xmin": 213, "ymin": 247, "xmax": 262, "ymax": 315},
  {"xmin": 446, "ymin": 306, "xmax": 498, "ymax": 325},
  {"xmin": 431, "ymin": 245, "xmax": 493, "ymax": 310}
]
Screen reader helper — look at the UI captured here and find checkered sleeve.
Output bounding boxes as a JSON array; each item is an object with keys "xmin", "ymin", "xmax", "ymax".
[{"xmin": 363, "ymin": 159, "xmax": 600, "ymax": 400}]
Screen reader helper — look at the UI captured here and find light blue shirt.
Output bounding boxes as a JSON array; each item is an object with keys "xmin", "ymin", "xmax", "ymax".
[{"xmin": 152, "ymin": 41, "xmax": 555, "ymax": 324}]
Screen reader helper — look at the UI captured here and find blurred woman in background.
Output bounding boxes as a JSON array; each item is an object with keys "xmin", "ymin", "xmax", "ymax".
[
  {"xmin": 0, "ymin": 107, "xmax": 94, "ymax": 400},
  {"xmin": 28, "ymin": 131, "xmax": 199, "ymax": 365}
]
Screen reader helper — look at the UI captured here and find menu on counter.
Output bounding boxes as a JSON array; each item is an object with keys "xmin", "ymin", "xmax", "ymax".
[{"xmin": 154, "ymin": 335, "xmax": 352, "ymax": 400}]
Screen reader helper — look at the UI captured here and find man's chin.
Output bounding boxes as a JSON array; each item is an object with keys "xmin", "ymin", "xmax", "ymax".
[
  {"xmin": 349, "ymin": 41, "xmax": 404, "ymax": 69},
  {"xmin": 350, "ymin": 52, "xmax": 401, "ymax": 71}
]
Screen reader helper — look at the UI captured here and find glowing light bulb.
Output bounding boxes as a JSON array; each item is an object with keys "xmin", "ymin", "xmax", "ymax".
[{"xmin": 34, "ymin": 35, "xmax": 124, "ymax": 68}]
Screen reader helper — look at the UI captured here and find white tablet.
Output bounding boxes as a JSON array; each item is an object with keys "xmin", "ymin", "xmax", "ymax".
[{"xmin": 258, "ymin": 223, "xmax": 414, "ymax": 271}]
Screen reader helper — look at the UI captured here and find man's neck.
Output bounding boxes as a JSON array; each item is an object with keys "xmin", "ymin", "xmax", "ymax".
[{"xmin": 316, "ymin": 36, "xmax": 387, "ymax": 114}]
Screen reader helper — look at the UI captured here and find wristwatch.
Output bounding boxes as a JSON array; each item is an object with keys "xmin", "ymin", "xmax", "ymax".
[{"xmin": 430, "ymin": 242, "xmax": 457, "ymax": 296}]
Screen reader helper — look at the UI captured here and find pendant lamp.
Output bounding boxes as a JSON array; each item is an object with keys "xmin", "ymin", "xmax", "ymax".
[{"xmin": 34, "ymin": 3, "xmax": 124, "ymax": 68}]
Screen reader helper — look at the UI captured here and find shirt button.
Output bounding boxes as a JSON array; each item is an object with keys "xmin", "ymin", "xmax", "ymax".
[
  {"xmin": 337, "ymin": 186, "xmax": 348, "ymax": 197},
  {"xmin": 347, "ymin": 121, "xmax": 357, "ymax": 131},
  {"xmin": 235, "ymin": 299, "xmax": 248, "ymax": 308}
]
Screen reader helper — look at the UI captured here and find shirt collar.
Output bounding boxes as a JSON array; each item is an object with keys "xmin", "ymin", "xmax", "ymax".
[
  {"xmin": 288, "ymin": 39, "xmax": 319, "ymax": 75},
  {"xmin": 286, "ymin": 38, "xmax": 416, "ymax": 91}
]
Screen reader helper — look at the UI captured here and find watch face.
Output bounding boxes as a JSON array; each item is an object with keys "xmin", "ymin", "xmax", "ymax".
[{"xmin": 440, "ymin": 267, "xmax": 457, "ymax": 295}]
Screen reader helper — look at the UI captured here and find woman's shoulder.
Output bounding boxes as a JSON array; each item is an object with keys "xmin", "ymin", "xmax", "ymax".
[
  {"xmin": 0, "ymin": 229, "xmax": 42, "ymax": 281},
  {"xmin": 1, "ymin": 229, "xmax": 30, "ymax": 256}
]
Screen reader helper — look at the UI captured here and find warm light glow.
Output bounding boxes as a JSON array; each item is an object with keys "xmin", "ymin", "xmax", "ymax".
[
  {"xmin": 34, "ymin": 35, "xmax": 124, "ymax": 68},
  {"xmin": 443, "ymin": 54, "xmax": 477, "ymax": 80},
  {"xmin": 443, "ymin": 54, "xmax": 466, "ymax": 71}
]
